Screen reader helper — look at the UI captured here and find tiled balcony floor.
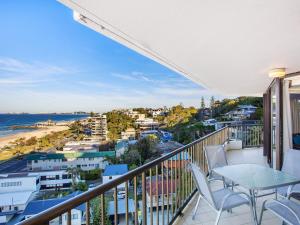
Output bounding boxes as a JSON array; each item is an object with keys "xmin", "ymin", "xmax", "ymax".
[{"xmin": 173, "ymin": 148, "xmax": 284, "ymax": 225}]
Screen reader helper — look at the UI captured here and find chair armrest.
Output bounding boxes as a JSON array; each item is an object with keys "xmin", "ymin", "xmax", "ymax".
[
  {"xmin": 219, "ymin": 191, "xmax": 252, "ymax": 211},
  {"xmin": 287, "ymin": 184, "xmax": 300, "ymax": 199},
  {"xmin": 265, "ymin": 199, "xmax": 300, "ymax": 225},
  {"xmin": 208, "ymin": 177, "xmax": 224, "ymax": 182}
]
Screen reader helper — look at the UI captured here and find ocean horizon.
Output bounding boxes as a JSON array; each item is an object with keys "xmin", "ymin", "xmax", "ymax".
[{"xmin": 0, "ymin": 114, "xmax": 88, "ymax": 138}]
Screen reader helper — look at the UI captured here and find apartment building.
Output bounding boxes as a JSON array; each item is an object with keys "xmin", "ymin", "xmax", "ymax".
[
  {"xmin": 125, "ymin": 109, "xmax": 146, "ymax": 120},
  {"xmin": 27, "ymin": 151, "xmax": 115, "ymax": 171},
  {"xmin": 225, "ymin": 105, "xmax": 257, "ymax": 121},
  {"xmin": 32, "ymin": 170, "xmax": 72, "ymax": 190},
  {"xmin": 135, "ymin": 118, "xmax": 159, "ymax": 131},
  {"xmin": 90, "ymin": 114, "xmax": 108, "ymax": 141},
  {"xmin": 121, "ymin": 128, "xmax": 136, "ymax": 140},
  {"xmin": 0, "ymin": 174, "xmax": 39, "ymax": 224},
  {"xmin": 149, "ymin": 108, "xmax": 164, "ymax": 117}
]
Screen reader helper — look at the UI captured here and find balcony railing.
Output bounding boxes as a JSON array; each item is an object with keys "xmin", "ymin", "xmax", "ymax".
[
  {"xmin": 229, "ymin": 124, "xmax": 263, "ymax": 148},
  {"xmin": 17, "ymin": 125, "xmax": 262, "ymax": 225}
]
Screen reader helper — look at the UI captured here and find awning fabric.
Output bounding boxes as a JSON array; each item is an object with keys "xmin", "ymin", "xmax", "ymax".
[{"xmin": 59, "ymin": 0, "xmax": 300, "ymax": 96}]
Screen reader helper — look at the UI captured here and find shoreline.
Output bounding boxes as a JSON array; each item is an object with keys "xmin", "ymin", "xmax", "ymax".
[{"xmin": 0, "ymin": 125, "xmax": 70, "ymax": 149}]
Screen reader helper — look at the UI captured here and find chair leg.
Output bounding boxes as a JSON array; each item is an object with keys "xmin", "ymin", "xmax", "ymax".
[
  {"xmin": 258, "ymin": 201, "xmax": 267, "ymax": 225},
  {"xmin": 249, "ymin": 203, "xmax": 256, "ymax": 225},
  {"xmin": 215, "ymin": 210, "xmax": 222, "ymax": 225},
  {"xmin": 192, "ymin": 194, "xmax": 201, "ymax": 220}
]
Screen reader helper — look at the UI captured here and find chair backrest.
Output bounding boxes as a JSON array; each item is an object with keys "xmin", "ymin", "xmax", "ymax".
[
  {"xmin": 282, "ymin": 149, "xmax": 300, "ymax": 178},
  {"xmin": 189, "ymin": 163, "xmax": 216, "ymax": 208},
  {"xmin": 204, "ymin": 145, "xmax": 228, "ymax": 173}
]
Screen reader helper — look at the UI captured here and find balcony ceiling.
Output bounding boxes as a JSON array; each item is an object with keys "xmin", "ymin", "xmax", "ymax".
[{"xmin": 59, "ymin": 0, "xmax": 300, "ymax": 96}]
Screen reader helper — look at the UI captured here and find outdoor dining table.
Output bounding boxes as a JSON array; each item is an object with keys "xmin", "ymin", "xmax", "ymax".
[{"xmin": 213, "ymin": 164, "xmax": 300, "ymax": 225}]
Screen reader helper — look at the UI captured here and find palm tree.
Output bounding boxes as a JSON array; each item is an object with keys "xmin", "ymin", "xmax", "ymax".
[{"xmin": 66, "ymin": 167, "xmax": 82, "ymax": 189}]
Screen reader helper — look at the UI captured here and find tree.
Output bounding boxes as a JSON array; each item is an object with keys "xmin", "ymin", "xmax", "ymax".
[
  {"xmin": 66, "ymin": 167, "xmax": 82, "ymax": 190},
  {"xmin": 25, "ymin": 136, "xmax": 37, "ymax": 146},
  {"xmin": 69, "ymin": 121, "xmax": 84, "ymax": 136},
  {"xmin": 74, "ymin": 182, "xmax": 88, "ymax": 191},
  {"xmin": 104, "ymin": 155, "xmax": 120, "ymax": 164},
  {"xmin": 163, "ymin": 105, "xmax": 198, "ymax": 128},
  {"xmin": 91, "ymin": 197, "xmax": 111, "ymax": 225},
  {"xmin": 210, "ymin": 96, "xmax": 215, "ymax": 109},
  {"xmin": 121, "ymin": 148, "xmax": 141, "ymax": 167},
  {"xmin": 106, "ymin": 111, "xmax": 135, "ymax": 141},
  {"xmin": 201, "ymin": 97, "xmax": 205, "ymax": 109}
]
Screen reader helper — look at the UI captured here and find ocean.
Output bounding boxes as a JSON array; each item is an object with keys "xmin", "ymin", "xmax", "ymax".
[{"xmin": 0, "ymin": 114, "xmax": 88, "ymax": 137}]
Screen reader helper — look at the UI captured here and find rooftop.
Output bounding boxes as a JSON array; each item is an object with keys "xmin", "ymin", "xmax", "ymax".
[
  {"xmin": 146, "ymin": 175, "xmax": 176, "ymax": 195},
  {"xmin": 0, "ymin": 191, "xmax": 33, "ymax": 206},
  {"xmin": 27, "ymin": 151, "xmax": 115, "ymax": 161},
  {"xmin": 103, "ymin": 164, "xmax": 129, "ymax": 176},
  {"xmin": 23, "ymin": 191, "xmax": 84, "ymax": 216}
]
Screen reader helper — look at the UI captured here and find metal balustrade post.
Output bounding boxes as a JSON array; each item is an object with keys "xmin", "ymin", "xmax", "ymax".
[
  {"xmin": 85, "ymin": 201, "xmax": 90, "ymax": 225},
  {"xmin": 134, "ymin": 177, "xmax": 138, "ymax": 225},
  {"xmin": 149, "ymin": 169, "xmax": 153, "ymax": 225},
  {"xmin": 142, "ymin": 172, "xmax": 147, "ymax": 225},
  {"xmin": 125, "ymin": 181, "xmax": 129, "ymax": 225},
  {"xmin": 67, "ymin": 210, "xmax": 71, "ymax": 225},
  {"xmin": 101, "ymin": 194, "xmax": 105, "ymax": 225},
  {"xmin": 114, "ymin": 187, "xmax": 118, "ymax": 225}
]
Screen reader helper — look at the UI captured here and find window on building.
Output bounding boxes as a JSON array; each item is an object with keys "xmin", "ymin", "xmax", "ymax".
[
  {"xmin": 1, "ymin": 181, "xmax": 22, "ymax": 187},
  {"xmin": 72, "ymin": 214, "xmax": 78, "ymax": 219}
]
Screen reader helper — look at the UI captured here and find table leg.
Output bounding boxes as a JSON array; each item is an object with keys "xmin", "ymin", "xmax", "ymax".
[{"xmin": 249, "ymin": 189, "xmax": 258, "ymax": 225}]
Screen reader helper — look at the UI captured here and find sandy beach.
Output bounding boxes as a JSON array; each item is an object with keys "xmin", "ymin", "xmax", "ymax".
[{"xmin": 0, "ymin": 125, "xmax": 70, "ymax": 149}]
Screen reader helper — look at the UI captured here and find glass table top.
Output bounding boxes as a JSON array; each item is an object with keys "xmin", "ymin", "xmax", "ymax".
[{"xmin": 213, "ymin": 164, "xmax": 300, "ymax": 190}]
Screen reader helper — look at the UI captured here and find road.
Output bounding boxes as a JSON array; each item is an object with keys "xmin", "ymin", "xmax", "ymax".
[{"xmin": 0, "ymin": 158, "xmax": 27, "ymax": 173}]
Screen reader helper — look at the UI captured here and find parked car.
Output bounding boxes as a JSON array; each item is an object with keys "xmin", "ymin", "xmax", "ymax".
[{"xmin": 117, "ymin": 191, "xmax": 126, "ymax": 199}]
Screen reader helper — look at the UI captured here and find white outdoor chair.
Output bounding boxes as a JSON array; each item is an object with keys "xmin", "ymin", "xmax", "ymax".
[
  {"xmin": 259, "ymin": 197, "xmax": 300, "ymax": 225},
  {"xmin": 277, "ymin": 149, "xmax": 300, "ymax": 198},
  {"xmin": 204, "ymin": 144, "xmax": 234, "ymax": 188},
  {"xmin": 189, "ymin": 163, "xmax": 255, "ymax": 225}
]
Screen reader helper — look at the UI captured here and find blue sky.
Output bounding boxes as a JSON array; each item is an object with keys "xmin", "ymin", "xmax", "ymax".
[{"xmin": 0, "ymin": 0, "xmax": 221, "ymax": 113}]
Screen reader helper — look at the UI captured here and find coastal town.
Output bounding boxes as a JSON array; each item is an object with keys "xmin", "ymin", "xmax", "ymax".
[{"xmin": 0, "ymin": 97, "xmax": 263, "ymax": 225}]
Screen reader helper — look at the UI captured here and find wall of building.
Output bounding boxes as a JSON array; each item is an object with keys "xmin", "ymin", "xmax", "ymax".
[
  {"xmin": 103, "ymin": 175, "xmax": 126, "ymax": 189},
  {"xmin": 0, "ymin": 176, "xmax": 39, "ymax": 194},
  {"xmin": 29, "ymin": 157, "xmax": 108, "ymax": 171}
]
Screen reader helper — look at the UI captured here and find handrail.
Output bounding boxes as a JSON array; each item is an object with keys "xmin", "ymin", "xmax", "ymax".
[
  {"xmin": 228, "ymin": 124, "xmax": 263, "ymax": 148},
  {"xmin": 17, "ymin": 126, "xmax": 229, "ymax": 225}
]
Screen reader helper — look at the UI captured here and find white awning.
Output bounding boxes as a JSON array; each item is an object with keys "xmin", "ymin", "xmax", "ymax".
[{"xmin": 59, "ymin": 0, "xmax": 300, "ymax": 96}]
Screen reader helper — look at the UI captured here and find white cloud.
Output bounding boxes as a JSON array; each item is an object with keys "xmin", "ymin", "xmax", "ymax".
[
  {"xmin": 112, "ymin": 71, "xmax": 156, "ymax": 83},
  {"xmin": 0, "ymin": 59, "xmax": 225, "ymax": 112},
  {"xmin": 0, "ymin": 57, "xmax": 74, "ymax": 76},
  {"xmin": 77, "ymin": 81, "xmax": 114, "ymax": 89}
]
